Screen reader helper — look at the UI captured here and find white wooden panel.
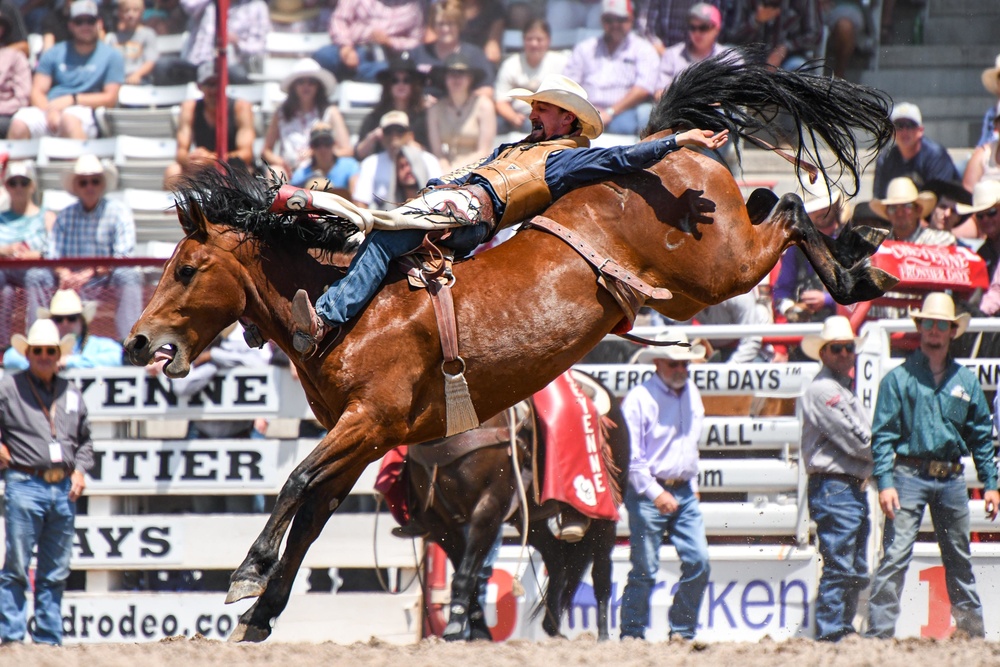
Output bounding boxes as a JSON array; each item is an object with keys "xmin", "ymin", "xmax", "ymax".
[
  {"xmin": 700, "ymin": 417, "xmax": 801, "ymax": 451},
  {"xmin": 574, "ymin": 362, "xmax": 819, "ymax": 397}
]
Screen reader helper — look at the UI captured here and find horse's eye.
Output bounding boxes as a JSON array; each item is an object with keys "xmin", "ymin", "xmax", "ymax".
[{"xmin": 178, "ymin": 265, "xmax": 197, "ymax": 281}]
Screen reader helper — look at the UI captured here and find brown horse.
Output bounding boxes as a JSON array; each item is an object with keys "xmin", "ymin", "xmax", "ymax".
[
  {"xmin": 405, "ymin": 370, "xmax": 628, "ymax": 642},
  {"xmin": 123, "ymin": 56, "xmax": 895, "ymax": 641}
]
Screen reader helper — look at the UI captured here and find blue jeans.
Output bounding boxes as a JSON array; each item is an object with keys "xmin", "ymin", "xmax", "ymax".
[
  {"xmin": 315, "ymin": 224, "xmax": 489, "ymax": 326},
  {"xmin": 866, "ymin": 464, "xmax": 984, "ymax": 638},
  {"xmin": 620, "ymin": 481, "xmax": 710, "ymax": 640},
  {"xmin": 808, "ymin": 475, "xmax": 870, "ymax": 641},
  {"xmin": 0, "ymin": 471, "xmax": 77, "ymax": 645},
  {"xmin": 312, "ymin": 44, "xmax": 388, "ymax": 83}
]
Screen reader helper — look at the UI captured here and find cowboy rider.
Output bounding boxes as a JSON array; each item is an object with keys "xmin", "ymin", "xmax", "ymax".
[{"xmin": 290, "ymin": 74, "xmax": 729, "ymax": 355}]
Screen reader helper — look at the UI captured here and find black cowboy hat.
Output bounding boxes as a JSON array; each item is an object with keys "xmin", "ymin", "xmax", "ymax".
[
  {"xmin": 429, "ymin": 53, "xmax": 485, "ymax": 91},
  {"xmin": 375, "ymin": 52, "xmax": 425, "ymax": 87},
  {"xmin": 923, "ymin": 179, "xmax": 973, "ymax": 207}
]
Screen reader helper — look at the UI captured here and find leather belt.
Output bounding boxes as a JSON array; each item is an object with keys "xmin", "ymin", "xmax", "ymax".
[
  {"xmin": 658, "ymin": 477, "xmax": 690, "ymax": 489},
  {"xmin": 8, "ymin": 464, "xmax": 68, "ymax": 483},
  {"xmin": 812, "ymin": 472, "xmax": 866, "ymax": 487},
  {"xmin": 895, "ymin": 455, "xmax": 964, "ymax": 479}
]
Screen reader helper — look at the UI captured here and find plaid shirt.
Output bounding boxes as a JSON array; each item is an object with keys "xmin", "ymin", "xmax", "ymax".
[
  {"xmin": 329, "ymin": 0, "xmax": 425, "ymax": 51},
  {"xmin": 0, "ymin": 208, "xmax": 47, "ymax": 253},
  {"xmin": 562, "ymin": 32, "xmax": 660, "ymax": 110},
  {"xmin": 47, "ymin": 198, "xmax": 135, "ymax": 259},
  {"xmin": 182, "ymin": 0, "xmax": 270, "ymax": 66}
]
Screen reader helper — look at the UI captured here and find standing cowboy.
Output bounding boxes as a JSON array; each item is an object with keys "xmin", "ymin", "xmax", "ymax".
[
  {"xmin": 289, "ymin": 74, "xmax": 729, "ymax": 356},
  {"xmin": 0, "ymin": 319, "xmax": 93, "ymax": 646}
]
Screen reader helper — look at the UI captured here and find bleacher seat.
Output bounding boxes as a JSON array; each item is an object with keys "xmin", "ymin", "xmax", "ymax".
[
  {"xmin": 114, "ymin": 136, "xmax": 177, "ymax": 190},
  {"xmin": 100, "ymin": 84, "xmax": 189, "ymax": 138},
  {"xmin": 502, "ymin": 29, "xmax": 523, "ymax": 54},
  {"xmin": 0, "ymin": 139, "xmax": 41, "ymax": 161},
  {"xmin": 337, "ymin": 81, "xmax": 382, "ymax": 137},
  {"xmin": 257, "ymin": 32, "xmax": 332, "ymax": 83},
  {"xmin": 155, "ymin": 32, "xmax": 188, "ymax": 57},
  {"xmin": 35, "ymin": 137, "xmax": 118, "ymax": 192},
  {"xmin": 123, "ymin": 188, "xmax": 183, "ymax": 245}
]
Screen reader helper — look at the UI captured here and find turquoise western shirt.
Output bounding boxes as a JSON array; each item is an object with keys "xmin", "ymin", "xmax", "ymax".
[{"xmin": 871, "ymin": 350, "xmax": 997, "ymax": 491}]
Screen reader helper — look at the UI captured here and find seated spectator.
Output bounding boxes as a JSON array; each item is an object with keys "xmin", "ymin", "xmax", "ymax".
[
  {"xmin": 143, "ymin": 0, "xmax": 189, "ymax": 36},
  {"xmin": 656, "ymin": 2, "xmax": 734, "ymax": 94},
  {"xmin": 269, "ymin": 0, "xmax": 325, "ymax": 33},
  {"xmin": 289, "ymin": 123, "xmax": 361, "ymax": 189},
  {"xmin": 547, "ymin": 0, "xmax": 602, "ymax": 33},
  {"xmin": 352, "ymin": 111, "xmax": 441, "ymax": 210},
  {"xmin": 633, "ymin": 0, "xmax": 721, "ymax": 54},
  {"xmin": 978, "ymin": 55, "xmax": 1000, "ymax": 148},
  {"xmin": 458, "ymin": 0, "xmax": 505, "ymax": 65},
  {"xmin": 9, "ymin": 1, "xmax": 124, "ymax": 140},
  {"xmin": 104, "ymin": 0, "xmax": 158, "ymax": 85},
  {"xmin": 871, "ymin": 177, "xmax": 953, "ymax": 246},
  {"xmin": 0, "ymin": 162, "xmax": 51, "ymax": 349},
  {"xmin": 39, "ymin": 0, "xmax": 112, "ymax": 53},
  {"xmin": 0, "ymin": 14, "xmax": 30, "ymax": 138},
  {"xmin": 722, "ymin": 0, "xmax": 821, "ymax": 71},
  {"xmin": 410, "ymin": 0, "xmax": 496, "ymax": 98},
  {"xmin": 962, "ymin": 115, "xmax": 1000, "ymax": 193},
  {"xmin": 312, "ymin": 0, "xmax": 425, "ymax": 83},
  {"xmin": 820, "ymin": 0, "xmax": 874, "ymax": 80},
  {"xmin": 42, "ymin": 155, "xmax": 143, "ymax": 341},
  {"xmin": 0, "ymin": 0, "xmax": 28, "ymax": 57},
  {"xmin": 494, "ymin": 18, "xmax": 567, "ymax": 134},
  {"xmin": 3, "ymin": 289, "xmax": 123, "ymax": 370},
  {"xmin": 153, "ymin": 0, "xmax": 268, "ymax": 85},
  {"xmin": 963, "ymin": 182, "xmax": 1000, "ymax": 316},
  {"xmin": 354, "ymin": 56, "xmax": 431, "ymax": 160},
  {"xmin": 563, "ymin": 0, "xmax": 659, "ymax": 135},
  {"xmin": 924, "ymin": 179, "xmax": 976, "ymax": 241},
  {"xmin": 427, "ymin": 54, "xmax": 496, "ymax": 173},
  {"xmin": 262, "ymin": 58, "xmax": 351, "ymax": 179},
  {"xmin": 872, "ymin": 103, "xmax": 960, "ymax": 199},
  {"xmin": 164, "ymin": 63, "xmax": 257, "ymax": 187}
]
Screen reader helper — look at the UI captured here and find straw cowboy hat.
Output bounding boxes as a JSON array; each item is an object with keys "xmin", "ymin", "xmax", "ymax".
[
  {"xmin": 63, "ymin": 153, "xmax": 118, "ymax": 192},
  {"xmin": 280, "ymin": 57, "xmax": 337, "ymax": 95},
  {"xmin": 37, "ymin": 289, "xmax": 98, "ymax": 323},
  {"xmin": 629, "ymin": 330, "xmax": 707, "ymax": 364},
  {"xmin": 800, "ymin": 315, "xmax": 866, "ymax": 361},
  {"xmin": 909, "ymin": 292, "xmax": 970, "ymax": 338},
  {"xmin": 955, "ymin": 179, "xmax": 1000, "ymax": 216},
  {"xmin": 869, "ymin": 177, "xmax": 936, "ymax": 221},
  {"xmin": 10, "ymin": 319, "xmax": 76, "ymax": 357},
  {"xmin": 508, "ymin": 75, "xmax": 604, "ymax": 140},
  {"xmin": 981, "ymin": 54, "xmax": 1000, "ymax": 96}
]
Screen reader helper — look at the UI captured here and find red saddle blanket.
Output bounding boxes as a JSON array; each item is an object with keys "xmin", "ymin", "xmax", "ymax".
[{"xmin": 535, "ymin": 371, "xmax": 620, "ymax": 522}]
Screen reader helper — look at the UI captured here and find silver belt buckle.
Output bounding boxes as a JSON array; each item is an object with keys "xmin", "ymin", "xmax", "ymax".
[{"xmin": 927, "ymin": 460, "xmax": 951, "ymax": 478}]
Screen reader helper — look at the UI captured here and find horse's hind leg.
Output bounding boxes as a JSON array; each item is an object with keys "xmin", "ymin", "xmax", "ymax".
[{"xmin": 589, "ymin": 521, "xmax": 616, "ymax": 642}]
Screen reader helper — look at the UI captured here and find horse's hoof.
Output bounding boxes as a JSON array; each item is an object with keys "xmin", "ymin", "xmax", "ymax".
[
  {"xmin": 226, "ymin": 579, "xmax": 266, "ymax": 604},
  {"xmin": 442, "ymin": 621, "xmax": 469, "ymax": 642},
  {"xmin": 228, "ymin": 622, "xmax": 271, "ymax": 643}
]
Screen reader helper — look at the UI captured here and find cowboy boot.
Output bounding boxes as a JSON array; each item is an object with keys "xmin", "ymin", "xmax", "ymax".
[{"xmin": 291, "ymin": 289, "xmax": 332, "ymax": 357}]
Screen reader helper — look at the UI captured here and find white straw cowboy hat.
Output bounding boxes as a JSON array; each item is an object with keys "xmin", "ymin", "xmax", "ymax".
[
  {"xmin": 280, "ymin": 57, "xmax": 337, "ymax": 95},
  {"xmin": 37, "ymin": 289, "xmax": 98, "ymax": 323},
  {"xmin": 981, "ymin": 54, "xmax": 1000, "ymax": 96},
  {"xmin": 63, "ymin": 153, "xmax": 118, "ymax": 191},
  {"xmin": 10, "ymin": 319, "xmax": 76, "ymax": 357},
  {"xmin": 508, "ymin": 75, "xmax": 604, "ymax": 140},
  {"xmin": 909, "ymin": 292, "xmax": 970, "ymax": 338},
  {"xmin": 629, "ymin": 329, "xmax": 707, "ymax": 364},
  {"xmin": 800, "ymin": 315, "xmax": 866, "ymax": 361},
  {"xmin": 955, "ymin": 179, "xmax": 1000, "ymax": 216},
  {"xmin": 869, "ymin": 177, "xmax": 936, "ymax": 221}
]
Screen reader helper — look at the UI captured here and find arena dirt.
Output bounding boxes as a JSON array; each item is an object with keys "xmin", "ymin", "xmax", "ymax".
[{"xmin": 3, "ymin": 633, "xmax": 1000, "ymax": 667}]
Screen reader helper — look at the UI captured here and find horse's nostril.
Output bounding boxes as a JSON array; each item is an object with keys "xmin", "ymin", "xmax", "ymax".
[{"xmin": 128, "ymin": 334, "xmax": 148, "ymax": 352}]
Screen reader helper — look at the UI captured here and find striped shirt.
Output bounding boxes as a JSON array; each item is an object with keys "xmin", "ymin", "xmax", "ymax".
[
  {"xmin": 182, "ymin": 0, "xmax": 270, "ymax": 66},
  {"xmin": 562, "ymin": 32, "xmax": 660, "ymax": 110},
  {"xmin": 47, "ymin": 198, "xmax": 135, "ymax": 259},
  {"xmin": 0, "ymin": 208, "xmax": 47, "ymax": 252},
  {"xmin": 330, "ymin": 0, "xmax": 425, "ymax": 52}
]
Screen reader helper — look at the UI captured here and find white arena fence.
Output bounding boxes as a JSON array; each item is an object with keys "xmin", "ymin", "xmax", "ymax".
[{"xmin": 1, "ymin": 319, "xmax": 999, "ymax": 643}]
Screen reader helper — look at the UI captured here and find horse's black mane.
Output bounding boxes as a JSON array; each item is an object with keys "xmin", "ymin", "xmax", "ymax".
[
  {"xmin": 645, "ymin": 49, "xmax": 894, "ymax": 198},
  {"xmin": 173, "ymin": 162, "xmax": 355, "ymax": 252}
]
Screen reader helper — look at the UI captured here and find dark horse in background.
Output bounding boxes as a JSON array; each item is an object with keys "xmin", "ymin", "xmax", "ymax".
[
  {"xmin": 123, "ymin": 54, "xmax": 896, "ymax": 641},
  {"xmin": 405, "ymin": 370, "xmax": 629, "ymax": 641}
]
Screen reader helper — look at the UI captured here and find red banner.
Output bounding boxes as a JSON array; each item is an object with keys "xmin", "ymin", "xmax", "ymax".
[
  {"xmin": 870, "ymin": 241, "xmax": 989, "ymax": 293},
  {"xmin": 535, "ymin": 372, "xmax": 620, "ymax": 521}
]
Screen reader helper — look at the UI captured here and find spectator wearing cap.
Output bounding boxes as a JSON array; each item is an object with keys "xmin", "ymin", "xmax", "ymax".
[
  {"xmin": 104, "ymin": 0, "xmax": 158, "ymax": 85},
  {"xmin": 353, "ymin": 111, "xmax": 442, "ymax": 211},
  {"xmin": 619, "ymin": 330, "xmax": 710, "ymax": 642},
  {"xmin": 872, "ymin": 103, "xmax": 960, "ymax": 200},
  {"xmin": 494, "ymin": 18, "xmax": 568, "ymax": 134},
  {"xmin": 163, "ymin": 62, "xmax": 256, "ymax": 187},
  {"xmin": 633, "ymin": 0, "xmax": 722, "ymax": 54},
  {"xmin": 957, "ymin": 180, "xmax": 1000, "ymax": 282},
  {"xmin": 0, "ymin": 9, "xmax": 29, "ymax": 137},
  {"xmin": 427, "ymin": 53, "xmax": 496, "ymax": 173},
  {"xmin": 42, "ymin": 154, "xmax": 143, "ymax": 341},
  {"xmin": 289, "ymin": 123, "xmax": 361, "ymax": 190},
  {"xmin": 656, "ymin": 2, "xmax": 737, "ymax": 94},
  {"xmin": 961, "ymin": 112, "xmax": 1000, "ymax": 193},
  {"xmin": 0, "ymin": 318, "xmax": 92, "ymax": 647},
  {"xmin": 977, "ymin": 54, "xmax": 1000, "ymax": 148},
  {"xmin": 3, "ymin": 289, "xmax": 123, "ymax": 370},
  {"xmin": 355, "ymin": 56, "xmax": 431, "ymax": 161},
  {"xmin": 722, "ymin": 0, "xmax": 821, "ymax": 71},
  {"xmin": 799, "ymin": 315, "xmax": 872, "ymax": 642},
  {"xmin": 410, "ymin": 0, "xmax": 496, "ymax": 99},
  {"xmin": 0, "ymin": 161, "xmax": 52, "ymax": 348},
  {"xmin": 871, "ymin": 176, "xmax": 954, "ymax": 247},
  {"xmin": 563, "ymin": 0, "xmax": 660, "ymax": 136},
  {"xmin": 262, "ymin": 58, "xmax": 351, "ymax": 179},
  {"xmin": 8, "ymin": 0, "xmax": 124, "ymax": 140},
  {"xmin": 312, "ymin": 0, "xmax": 425, "ymax": 83}
]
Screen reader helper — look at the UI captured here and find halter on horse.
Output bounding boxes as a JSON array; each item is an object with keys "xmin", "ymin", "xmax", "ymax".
[{"xmin": 124, "ymin": 55, "xmax": 896, "ymax": 642}]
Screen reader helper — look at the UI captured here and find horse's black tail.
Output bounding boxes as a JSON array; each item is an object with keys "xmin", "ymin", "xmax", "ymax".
[{"xmin": 643, "ymin": 49, "xmax": 894, "ymax": 198}]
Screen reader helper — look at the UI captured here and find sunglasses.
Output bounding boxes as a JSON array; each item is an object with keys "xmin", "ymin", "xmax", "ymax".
[
  {"xmin": 664, "ymin": 360, "xmax": 689, "ymax": 369},
  {"xmin": 51, "ymin": 314, "xmax": 80, "ymax": 324},
  {"xmin": 391, "ymin": 75, "xmax": 413, "ymax": 85},
  {"xmin": 885, "ymin": 203, "xmax": 915, "ymax": 215},
  {"xmin": 893, "ymin": 120, "xmax": 919, "ymax": 130},
  {"xmin": 71, "ymin": 16, "xmax": 98, "ymax": 25},
  {"xmin": 76, "ymin": 177, "xmax": 103, "ymax": 187},
  {"xmin": 688, "ymin": 23, "xmax": 714, "ymax": 33},
  {"xmin": 977, "ymin": 207, "xmax": 999, "ymax": 218},
  {"xmin": 601, "ymin": 15, "xmax": 630, "ymax": 23},
  {"xmin": 310, "ymin": 138, "xmax": 334, "ymax": 148},
  {"xmin": 825, "ymin": 342, "xmax": 856, "ymax": 355},
  {"xmin": 383, "ymin": 126, "xmax": 408, "ymax": 136},
  {"xmin": 6, "ymin": 177, "xmax": 30, "ymax": 187},
  {"xmin": 919, "ymin": 318, "xmax": 955, "ymax": 332},
  {"xmin": 29, "ymin": 346, "xmax": 59, "ymax": 357}
]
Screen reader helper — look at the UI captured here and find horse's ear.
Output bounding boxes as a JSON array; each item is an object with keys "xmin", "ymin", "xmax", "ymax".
[{"xmin": 178, "ymin": 199, "xmax": 210, "ymax": 241}]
